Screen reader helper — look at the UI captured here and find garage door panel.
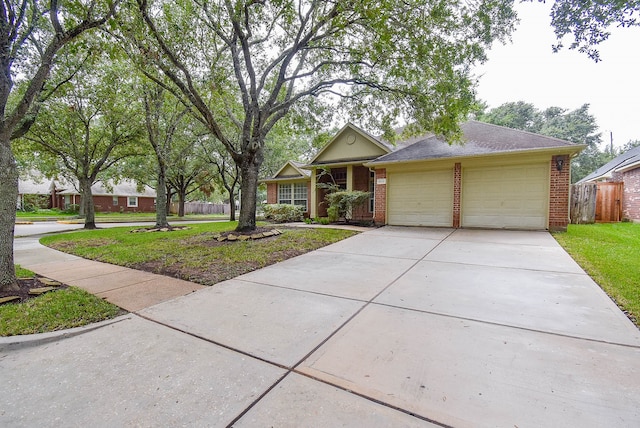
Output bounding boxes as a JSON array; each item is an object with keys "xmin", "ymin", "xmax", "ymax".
[
  {"xmin": 462, "ymin": 164, "xmax": 548, "ymax": 230},
  {"xmin": 388, "ymin": 169, "xmax": 453, "ymax": 227}
]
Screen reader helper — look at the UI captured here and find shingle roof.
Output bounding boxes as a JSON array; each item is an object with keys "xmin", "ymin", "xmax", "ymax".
[
  {"xmin": 368, "ymin": 121, "xmax": 579, "ymax": 164},
  {"xmin": 56, "ymin": 179, "xmax": 156, "ymax": 197},
  {"xmin": 18, "ymin": 178, "xmax": 53, "ymax": 195},
  {"xmin": 578, "ymin": 145, "xmax": 640, "ymax": 183}
]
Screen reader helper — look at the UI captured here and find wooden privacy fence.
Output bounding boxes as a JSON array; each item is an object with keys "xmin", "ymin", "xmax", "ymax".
[
  {"xmin": 570, "ymin": 183, "xmax": 597, "ymax": 224},
  {"xmin": 595, "ymin": 182, "xmax": 623, "ymax": 223},
  {"xmin": 570, "ymin": 181, "xmax": 624, "ymax": 224},
  {"xmin": 170, "ymin": 202, "xmax": 230, "ymax": 215}
]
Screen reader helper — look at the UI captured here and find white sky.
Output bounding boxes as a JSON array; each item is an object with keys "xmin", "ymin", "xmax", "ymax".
[{"xmin": 475, "ymin": 1, "xmax": 640, "ymax": 149}]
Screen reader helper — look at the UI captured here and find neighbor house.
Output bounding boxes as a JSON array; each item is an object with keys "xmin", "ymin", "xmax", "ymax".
[
  {"xmin": 17, "ymin": 177, "xmax": 55, "ymax": 210},
  {"xmin": 263, "ymin": 121, "xmax": 584, "ymax": 231},
  {"xmin": 577, "ymin": 145, "xmax": 640, "ymax": 222},
  {"xmin": 52, "ymin": 179, "xmax": 157, "ymax": 213},
  {"xmin": 17, "ymin": 175, "xmax": 157, "ymax": 213}
]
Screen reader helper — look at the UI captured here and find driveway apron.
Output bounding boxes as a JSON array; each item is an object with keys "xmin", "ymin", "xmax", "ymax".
[{"xmin": 3, "ymin": 226, "xmax": 639, "ymax": 427}]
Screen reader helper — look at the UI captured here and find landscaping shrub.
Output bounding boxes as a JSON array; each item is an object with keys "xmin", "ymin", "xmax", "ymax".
[
  {"xmin": 324, "ymin": 190, "xmax": 370, "ymax": 223},
  {"xmin": 263, "ymin": 204, "xmax": 304, "ymax": 223}
]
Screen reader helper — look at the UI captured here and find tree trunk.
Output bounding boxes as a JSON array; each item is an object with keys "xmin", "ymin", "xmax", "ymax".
[
  {"xmin": 178, "ymin": 191, "xmax": 185, "ymax": 217},
  {"xmin": 0, "ymin": 139, "xmax": 19, "ymax": 292},
  {"xmin": 236, "ymin": 160, "xmax": 260, "ymax": 232},
  {"xmin": 165, "ymin": 185, "xmax": 173, "ymax": 217},
  {"xmin": 79, "ymin": 178, "xmax": 97, "ymax": 229},
  {"xmin": 229, "ymin": 191, "xmax": 236, "ymax": 221},
  {"xmin": 155, "ymin": 167, "xmax": 170, "ymax": 228}
]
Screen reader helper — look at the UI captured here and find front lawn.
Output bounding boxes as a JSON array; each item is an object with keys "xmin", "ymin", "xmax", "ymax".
[
  {"xmin": 40, "ymin": 222, "xmax": 358, "ymax": 286},
  {"xmin": 1, "ymin": 266, "xmax": 123, "ymax": 336},
  {"xmin": 554, "ymin": 223, "xmax": 639, "ymax": 326},
  {"xmin": 17, "ymin": 209, "xmax": 227, "ymax": 223}
]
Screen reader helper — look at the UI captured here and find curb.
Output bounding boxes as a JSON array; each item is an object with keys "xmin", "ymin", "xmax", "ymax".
[{"xmin": 0, "ymin": 314, "xmax": 132, "ymax": 351}]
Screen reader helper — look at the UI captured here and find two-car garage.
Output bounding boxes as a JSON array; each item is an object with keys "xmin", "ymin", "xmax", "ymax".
[{"xmin": 386, "ymin": 161, "xmax": 550, "ymax": 230}]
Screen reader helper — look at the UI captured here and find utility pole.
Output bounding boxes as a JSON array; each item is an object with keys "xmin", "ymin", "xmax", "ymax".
[{"xmin": 610, "ymin": 131, "xmax": 614, "ymax": 156}]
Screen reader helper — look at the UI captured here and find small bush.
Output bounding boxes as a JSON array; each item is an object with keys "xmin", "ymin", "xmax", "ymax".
[
  {"xmin": 64, "ymin": 204, "xmax": 80, "ymax": 214},
  {"xmin": 324, "ymin": 190, "xmax": 370, "ymax": 223},
  {"xmin": 263, "ymin": 204, "xmax": 304, "ymax": 223},
  {"xmin": 318, "ymin": 217, "xmax": 330, "ymax": 225},
  {"xmin": 327, "ymin": 205, "xmax": 339, "ymax": 223}
]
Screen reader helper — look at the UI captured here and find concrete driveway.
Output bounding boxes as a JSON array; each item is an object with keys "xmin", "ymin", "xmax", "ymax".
[{"xmin": 2, "ymin": 227, "xmax": 639, "ymax": 427}]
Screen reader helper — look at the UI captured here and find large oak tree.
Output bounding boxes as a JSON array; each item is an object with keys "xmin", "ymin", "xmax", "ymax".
[
  {"xmin": 122, "ymin": 0, "xmax": 517, "ymax": 232},
  {"xmin": 0, "ymin": 0, "xmax": 119, "ymax": 292}
]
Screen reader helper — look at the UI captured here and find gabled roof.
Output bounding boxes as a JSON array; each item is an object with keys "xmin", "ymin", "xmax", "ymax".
[
  {"xmin": 367, "ymin": 121, "xmax": 582, "ymax": 165},
  {"xmin": 306, "ymin": 122, "xmax": 391, "ymax": 166},
  {"xmin": 56, "ymin": 179, "xmax": 156, "ymax": 197},
  {"xmin": 578, "ymin": 145, "xmax": 640, "ymax": 183},
  {"xmin": 262, "ymin": 160, "xmax": 311, "ymax": 182}
]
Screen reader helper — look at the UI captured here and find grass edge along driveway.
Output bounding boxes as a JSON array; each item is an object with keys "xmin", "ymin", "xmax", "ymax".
[
  {"xmin": 554, "ymin": 222, "xmax": 639, "ymax": 327},
  {"xmin": 39, "ymin": 222, "xmax": 358, "ymax": 287},
  {"xmin": 4, "ymin": 222, "xmax": 357, "ymax": 336}
]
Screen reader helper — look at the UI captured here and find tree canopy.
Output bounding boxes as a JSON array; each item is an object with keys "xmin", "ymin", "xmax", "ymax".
[
  {"xmin": 0, "ymin": 0, "xmax": 120, "ymax": 291},
  {"xmin": 117, "ymin": 0, "xmax": 518, "ymax": 231},
  {"xmin": 538, "ymin": 0, "xmax": 640, "ymax": 61}
]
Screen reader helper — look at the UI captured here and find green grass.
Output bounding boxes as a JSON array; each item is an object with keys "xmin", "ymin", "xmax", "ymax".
[
  {"xmin": 16, "ymin": 209, "xmax": 227, "ymax": 223},
  {"xmin": 1, "ymin": 264, "xmax": 123, "ymax": 336},
  {"xmin": 554, "ymin": 223, "xmax": 640, "ymax": 325},
  {"xmin": 15, "ymin": 265, "xmax": 35, "ymax": 278},
  {"xmin": 40, "ymin": 221, "xmax": 358, "ymax": 285},
  {"xmin": 0, "ymin": 287, "xmax": 122, "ymax": 336}
]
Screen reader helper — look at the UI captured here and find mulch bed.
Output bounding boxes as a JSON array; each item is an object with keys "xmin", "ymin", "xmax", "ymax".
[{"xmin": 0, "ymin": 277, "xmax": 69, "ymax": 305}]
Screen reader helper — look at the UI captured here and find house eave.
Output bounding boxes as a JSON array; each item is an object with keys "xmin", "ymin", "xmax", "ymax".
[
  {"xmin": 364, "ymin": 145, "xmax": 585, "ymax": 168},
  {"xmin": 260, "ymin": 176, "xmax": 310, "ymax": 184},
  {"xmin": 615, "ymin": 160, "xmax": 640, "ymax": 174},
  {"xmin": 303, "ymin": 157, "xmax": 381, "ymax": 169}
]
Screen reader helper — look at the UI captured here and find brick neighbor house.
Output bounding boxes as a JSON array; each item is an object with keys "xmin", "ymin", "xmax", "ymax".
[
  {"xmin": 578, "ymin": 145, "xmax": 640, "ymax": 222},
  {"xmin": 263, "ymin": 121, "xmax": 584, "ymax": 231},
  {"xmin": 50, "ymin": 179, "xmax": 157, "ymax": 213}
]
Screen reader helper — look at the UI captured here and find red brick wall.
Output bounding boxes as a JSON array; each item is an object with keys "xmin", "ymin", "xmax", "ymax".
[
  {"xmin": 92, "ymin": 195, "xmax": 156, "ymax": 213},
  {"xmin": 374, "ymin": 168, "xmax": 387, "ymax": 225},
  {"xmin": 549, "ymin": 155, "xmax": 570, "ymax": 231},
  {"xmin": 623, "ymin": 168, "xmax": 640, "ymax": 221},
  {"xmin": 453, "ymin": 163, "xmax": 461, "ymax": 228},
  {"xmin": 266, "ymin": 183, "xmax": 277, "ymax": 204},
  {"xmin": 136, "ymin": 197, "xmax": 156, "ymax": 213}
]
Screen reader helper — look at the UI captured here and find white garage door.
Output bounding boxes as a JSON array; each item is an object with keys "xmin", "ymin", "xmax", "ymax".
[
  {"xmin": 387, "ymin": 169, "xmax": 453, "ymax": 227},
  {"xmin": 462, "ymin": 164, "xmax": 549, "ymax": 229}
]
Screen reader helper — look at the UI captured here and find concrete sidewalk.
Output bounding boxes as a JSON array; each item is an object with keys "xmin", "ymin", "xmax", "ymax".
[
  {"xmin": 13, "ymin": 235, "xmax": 204, "ymax": 311},
  {"xmin": 3, "ymin": 227, "xmax": 640, "ymax": 427}
]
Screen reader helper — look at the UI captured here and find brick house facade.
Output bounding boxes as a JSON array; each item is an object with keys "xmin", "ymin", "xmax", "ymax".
[
  {"xmin": 52, "ymin": 180, "xmax": 157, "ymax": 213},
  {"xmin": 264, "ymin": 122, "xmax": 583, "ymax": 231}
]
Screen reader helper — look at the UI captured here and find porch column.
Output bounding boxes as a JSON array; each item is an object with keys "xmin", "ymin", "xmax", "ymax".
[
  {"xmin": 346, "ymin": 165, "xmax": 354, "ymax": 191},
  {"xmin": 373, "ymin": 168, "xmax": 387, "ymax": 225},
  {"xmin": 310, "ymin": 169, "xmax": 317, "ymax": 218}
]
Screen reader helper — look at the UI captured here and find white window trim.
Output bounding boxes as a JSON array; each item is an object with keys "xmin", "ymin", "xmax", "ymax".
[
  {"xmin": 278, "ymin": 182, "xmax": 307, "ymax": 211},
  {"xmin": 113, "ymin": 196, "xmax": 119, "ymax": 206},
  {"xmin": 127, "ymin": 196, "xmax": 138, "ymax": 207}
]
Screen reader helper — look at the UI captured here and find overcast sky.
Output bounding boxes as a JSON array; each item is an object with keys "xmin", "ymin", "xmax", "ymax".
[{"xmin": 475, "ymin": 1, "xmax": 640, "ymax": 149}]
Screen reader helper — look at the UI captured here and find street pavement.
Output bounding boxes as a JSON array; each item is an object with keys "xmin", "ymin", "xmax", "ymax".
[{"xmin": 2, "ymin": 226, "xmax": 639, "ymax": 427}]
